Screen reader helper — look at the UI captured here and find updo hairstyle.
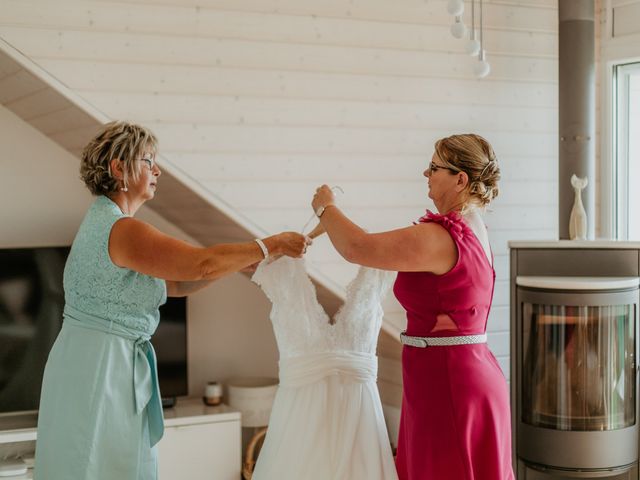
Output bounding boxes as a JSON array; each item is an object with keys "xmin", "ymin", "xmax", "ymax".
[{"xmin": 433, "ymin": 133, "xmax": 500, "ymax": 207}]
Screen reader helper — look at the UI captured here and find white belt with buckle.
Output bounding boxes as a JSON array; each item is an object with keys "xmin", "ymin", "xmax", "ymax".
[{"xmin": 400, "ymin": 332, "xmax": 488, "ymax": 348}]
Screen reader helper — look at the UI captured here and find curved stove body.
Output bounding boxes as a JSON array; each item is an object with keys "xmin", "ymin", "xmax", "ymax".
[{"xmin": 511, "ymin": 243, "xmax": 640, "ymax": 480}]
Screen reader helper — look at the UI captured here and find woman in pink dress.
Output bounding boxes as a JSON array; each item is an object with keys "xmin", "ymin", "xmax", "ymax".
[{"xmin": 311, "ymin": 133, "xmax": 514, "ymax": 480}]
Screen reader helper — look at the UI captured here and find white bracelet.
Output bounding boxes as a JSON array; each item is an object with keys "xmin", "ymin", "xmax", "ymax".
[{"xmin": 254, "ymin": 238, "xmax": 269, "ymax": 259}]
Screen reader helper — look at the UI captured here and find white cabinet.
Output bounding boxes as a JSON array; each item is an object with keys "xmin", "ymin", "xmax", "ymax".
[
  {"xmin": 0, "ymin": 412, "xmax": 36, "ymax": 480},
  {"xmin": 0, "ymin": 399, "xmax": 241, "ymax": 480},
  {"xmin": 159, "ymin": 399, "xmax": 242, "ymax": 480}
]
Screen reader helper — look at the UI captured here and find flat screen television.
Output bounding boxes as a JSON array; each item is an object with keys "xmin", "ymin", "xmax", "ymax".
[{"xmin": 0, "ymin": 246, "xmax": 188, "ymax": 415}]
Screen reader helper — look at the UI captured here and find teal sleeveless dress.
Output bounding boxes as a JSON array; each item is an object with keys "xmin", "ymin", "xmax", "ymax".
[{"xmin": 35, "ymin": 195, "xmax": 167, "ymax": 480}]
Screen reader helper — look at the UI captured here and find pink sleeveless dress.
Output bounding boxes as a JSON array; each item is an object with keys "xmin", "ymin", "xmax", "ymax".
[{"xmin": 393, "ymin": 211, "xmax": 514, "ymax": 480}]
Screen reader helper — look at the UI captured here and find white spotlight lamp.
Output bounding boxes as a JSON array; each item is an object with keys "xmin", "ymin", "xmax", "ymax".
[
  {"xmin": 450, "ymin": 16, "xmax": 466, "ymax": 39},
  {"xmin": 475, "ymin": 50, "xmax": 491, "ymax": 78},
  {"xmin": 466, "ymin": 0, "xmax": 481, "ymax": 56},
  {"xmin": 466, "ymin": 35, "xmax": 481, "ymax": 56},
  {"xmin": 447, "ymin": 0, "xmax": 465, "ymax": 16},
  {"xmin": 442, "ymin": 0, "xmax": 492, "ymax": 78},
  {"xmin": 471, "ymin": 0, "xmax": 491, "ymax": 78}
]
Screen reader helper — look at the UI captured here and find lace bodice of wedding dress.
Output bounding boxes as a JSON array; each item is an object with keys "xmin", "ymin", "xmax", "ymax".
[{"xmin": 252, "ymin": 256, "xmax": 395, "ymax": 358}]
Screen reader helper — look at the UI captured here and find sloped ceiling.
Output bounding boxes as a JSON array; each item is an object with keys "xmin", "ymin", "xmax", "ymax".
[{"xmin": 0, "ymin": 37, "xmax": 350, "ymax": 317}]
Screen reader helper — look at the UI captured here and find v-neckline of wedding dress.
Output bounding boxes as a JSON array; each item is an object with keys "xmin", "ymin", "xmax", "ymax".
[
  {"xmin": 252, "ymin": 256, "xmax": 395, "ymax": 358},
  {"xmin": 255, "ymin": 257, "xmax": 381, "ymax": 327},
  {"xmin": 299, "ymin": 260, "xmax": 362, "ymax": 327}
]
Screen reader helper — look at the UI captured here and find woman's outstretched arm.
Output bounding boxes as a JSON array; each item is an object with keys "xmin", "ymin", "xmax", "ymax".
[
  {"xmin": 312, "ymin": 185, "xmax": 456, "ymax": 274},
  {"xmin": 109, "ymin": 217, "xmax": 309, "ymax": 286}
]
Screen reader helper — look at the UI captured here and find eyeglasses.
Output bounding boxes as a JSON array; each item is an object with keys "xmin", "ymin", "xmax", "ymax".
[
  {"xmin": 139, "ymin": 154, "xmax": 156, "ymax": 171},
  {"xmin": 426, "ymin": 161, "xmax": 458, "ymax": 175}
]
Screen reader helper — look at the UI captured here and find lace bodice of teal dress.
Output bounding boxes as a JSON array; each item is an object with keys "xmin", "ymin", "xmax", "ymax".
[{"xmin": 64, "ymin": 195, "xmax": 166, "ymax": 332}]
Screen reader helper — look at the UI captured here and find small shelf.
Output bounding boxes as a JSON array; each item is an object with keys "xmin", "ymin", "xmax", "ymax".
[
  {"xmin": 0, "ymin": 411, "xmax": 38, "ymax": 445},
  {"xmin": 0, "ymin": 429, "xmax": 36, "ymax": 444},
  {"xmin": 0, "ymin": 471, "xmax": 32, "ymax": 480}
]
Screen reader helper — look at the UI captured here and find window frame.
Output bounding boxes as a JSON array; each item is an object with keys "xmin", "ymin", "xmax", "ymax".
[
  {"xmin": 612, "ymin": 62, "xmax": 640, "ymax": 239},
  {"xmin": 598, "ymin": 0, "xmax": 640, "ymax": 239}
]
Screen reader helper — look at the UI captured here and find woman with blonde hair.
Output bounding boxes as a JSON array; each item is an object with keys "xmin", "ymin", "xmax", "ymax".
[
  {"xmin": 312, "ymin": 134, "xmax": 514, "ymax": 479},
  {"xmin": 35, "ymin": 121, "xmax": 309, "ymax": 479}
]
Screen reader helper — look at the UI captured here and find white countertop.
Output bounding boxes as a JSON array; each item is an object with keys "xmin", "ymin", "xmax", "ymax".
[
  {"xmin": 163, "ymin": 397, "xmax": 241, "ymax": 427},
  {"xmin": 0, "ymin": 398, "xmax": 241, "ymax": 443}
]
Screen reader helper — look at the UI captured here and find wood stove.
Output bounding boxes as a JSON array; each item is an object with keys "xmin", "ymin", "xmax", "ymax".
[{"xmin": 511, "ymin": 242, "xmax": 640, "ymax": 479}]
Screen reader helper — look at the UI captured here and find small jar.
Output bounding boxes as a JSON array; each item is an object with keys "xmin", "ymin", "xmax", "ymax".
[{"xmin": 203, "ymin": 381, "xmax": 223, "ymax": 406}]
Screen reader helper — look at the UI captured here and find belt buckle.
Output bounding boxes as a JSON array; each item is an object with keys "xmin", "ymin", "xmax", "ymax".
[{"xmin": 400, "ymin": 332, "xmax": 428, "ymax": 348}]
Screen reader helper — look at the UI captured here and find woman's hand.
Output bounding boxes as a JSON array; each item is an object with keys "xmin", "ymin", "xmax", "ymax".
[
  {"xmin": 267, "ymin": 232, "xmax": 311, "ymax": 258},
  {"xmin": 312, "ymin": 185, "xmax": 336, "ymax": 212}
]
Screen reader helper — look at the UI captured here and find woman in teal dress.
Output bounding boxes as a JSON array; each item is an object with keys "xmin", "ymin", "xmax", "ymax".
[{"xmin": 34, "ymin": 121, "xmax": 310, "ymax": 479}]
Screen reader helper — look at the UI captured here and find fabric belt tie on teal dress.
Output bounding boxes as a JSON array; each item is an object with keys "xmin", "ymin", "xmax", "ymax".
[{"xmin": 63, "ymin": 305, "xmax": 165, "ymax": 447}]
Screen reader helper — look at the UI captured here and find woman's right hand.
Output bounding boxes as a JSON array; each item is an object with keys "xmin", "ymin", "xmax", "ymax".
[{"xmin": 267, "ymin": 232, "xmax": 311, "ymax": 258}]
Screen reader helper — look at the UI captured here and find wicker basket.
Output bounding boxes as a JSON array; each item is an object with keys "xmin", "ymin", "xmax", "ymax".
[{"xmin": 242, "ymin": 427, "xmax": 268, "ymax": 480}]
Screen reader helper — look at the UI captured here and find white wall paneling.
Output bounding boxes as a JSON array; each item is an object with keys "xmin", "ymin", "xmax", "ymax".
[
  {"xmin": 0, "ymin": 0, "xmax": 561, "ymax": 386},
  {"xmin": 612, "ymin": 1, "xmax": 640, "ymax": 38}
]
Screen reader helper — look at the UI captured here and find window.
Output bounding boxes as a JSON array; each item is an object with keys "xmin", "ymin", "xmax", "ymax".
[{"xmin": 613, "ymin": 62, "xmax": 640, "ymax": 239}]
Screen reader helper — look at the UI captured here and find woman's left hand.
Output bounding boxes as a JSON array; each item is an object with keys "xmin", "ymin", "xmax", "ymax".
[{"xmin": 312, "ymin": 184, "xmax": 335, "ymax": 212}]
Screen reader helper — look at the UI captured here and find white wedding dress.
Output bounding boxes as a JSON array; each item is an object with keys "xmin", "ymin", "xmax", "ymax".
[{"xmin": 251, "ymin": 257, "xmax": 398, "ymax": 480}]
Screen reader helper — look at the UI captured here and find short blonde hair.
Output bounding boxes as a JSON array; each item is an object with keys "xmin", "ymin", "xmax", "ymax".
[
  {"xmin": 80, "ymin": 121, "xmax": 158, "ymax": 195},
  {"xmin": 434, "ymin": 133, "xmax": 500, "ymax": 207}
]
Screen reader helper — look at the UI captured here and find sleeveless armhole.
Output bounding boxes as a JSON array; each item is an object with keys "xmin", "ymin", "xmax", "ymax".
[{"xmin": 105, "ymin": 216, "xmax": 132, "ymax": 271}]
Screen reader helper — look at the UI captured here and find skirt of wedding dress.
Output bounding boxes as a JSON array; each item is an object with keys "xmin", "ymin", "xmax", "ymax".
[{"xmin": 252, "ymin": 352, "xmax": 398, "ymax": 480}]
